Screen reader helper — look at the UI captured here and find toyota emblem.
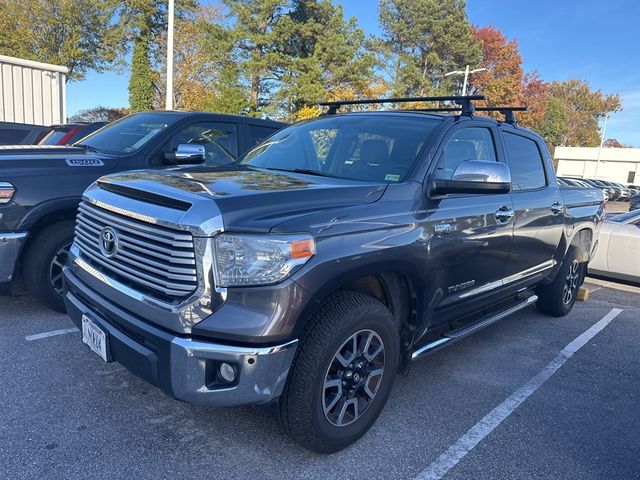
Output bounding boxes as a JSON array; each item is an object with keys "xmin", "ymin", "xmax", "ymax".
[{"xmin": 99, "ymin": 227, "xmax": 119, "ymax": 258}]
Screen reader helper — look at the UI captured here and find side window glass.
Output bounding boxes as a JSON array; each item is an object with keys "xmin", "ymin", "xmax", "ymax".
[
  {"xmin": 156, "ymin": 122, "xmax": 238, "ymax": 165},
  {"xmin": 436, "ymin": 128, "xmax": 497, "ymax": 180},
  {"xmin": 504, "ymin": 133, "xmax": 547, "ymax": 191},
  {"xmin": 248, "ymin": 125, "xmax": 279, "ymax": 148}
]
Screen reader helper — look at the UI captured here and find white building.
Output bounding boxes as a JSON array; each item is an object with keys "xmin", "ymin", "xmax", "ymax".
[
  {"xmin": 554, "ymin": 146, "xmax": 640, "ymax": 185},
  {"xmin": 0, "ymin": 55, "xmax": 68, "ymax": 126}
]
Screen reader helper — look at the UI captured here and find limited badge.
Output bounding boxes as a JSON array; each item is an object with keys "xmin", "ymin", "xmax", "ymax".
[{"xmin": 385, "ymin": 174, "xmax": 400, "ymax": 182}]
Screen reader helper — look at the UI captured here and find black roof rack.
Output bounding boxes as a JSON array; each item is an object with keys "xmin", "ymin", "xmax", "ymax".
[
  {"xmin": 319, "ymin": 95, "xmax": 485, "ymax": 116},
  {"xmin": 408, "ymin": 106, "xmax": 528, "ymax": 124}
]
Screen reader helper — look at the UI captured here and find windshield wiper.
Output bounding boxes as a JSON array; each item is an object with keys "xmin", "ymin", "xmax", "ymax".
[
  {"xmin": 75, "ymin": 143, "xmax": 101, "ymax": 153},
  {"xmin": 265, "ymin": 167, "xmax": 337, "ymax": 178}
]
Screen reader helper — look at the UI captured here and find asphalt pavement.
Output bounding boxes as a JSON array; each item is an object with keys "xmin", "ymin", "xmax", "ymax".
[{"xmin": 0, "ymin": 279, "xmax": 638, "ymax": 480}]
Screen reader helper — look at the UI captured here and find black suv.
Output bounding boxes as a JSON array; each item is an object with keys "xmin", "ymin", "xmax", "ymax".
[{"xmin": 62, "ymin": 97, "xmax": 603, "ymax": 452}]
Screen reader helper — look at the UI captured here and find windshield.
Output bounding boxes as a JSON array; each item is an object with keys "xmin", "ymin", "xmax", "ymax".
[
  {"xmin": 240, "ymin": 115, "xmax": 441, "ymax": 183},
  {"xmin": 609, "ymin": 210, "xmax": 640, "ymax": 223},
  {"xmin": 75, "ymin": 113, "xmax": 181, "ymax": 155}
]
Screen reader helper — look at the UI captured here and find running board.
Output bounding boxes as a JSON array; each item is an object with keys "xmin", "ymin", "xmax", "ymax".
[{"xmin": 411, "ymin": 294, "xmax": 538, "ymax": 361}]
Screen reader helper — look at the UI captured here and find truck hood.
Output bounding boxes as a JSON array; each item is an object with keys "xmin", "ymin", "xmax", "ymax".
[
  {"xmin": 0, "ymin": 144, "xmax": 115, "ymax": 169},
  {"xmin": 98, "ymin": 165, "xmax": 387, "ymax": 232}
]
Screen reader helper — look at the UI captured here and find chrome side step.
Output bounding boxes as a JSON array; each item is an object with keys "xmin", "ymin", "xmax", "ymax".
[{"xmin": 411, "ymin": 294, "xmax": 538, "ymax": 361}]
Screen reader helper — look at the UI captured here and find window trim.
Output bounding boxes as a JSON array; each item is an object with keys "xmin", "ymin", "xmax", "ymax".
[
  {"xmin": 426, "ymin": 123, "xmax": 504, "ymax": 199},
  {"xmin": 152, "ymin": 120, "xmax": 239, "ymax": 166},
  {"xmin": 501, "ymin": 130, "xmax": 549, "ymax": 193}
]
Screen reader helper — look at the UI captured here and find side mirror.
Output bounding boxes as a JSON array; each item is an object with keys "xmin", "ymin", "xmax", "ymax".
[
  {"xmin": 164, "ymin": 144, "xmax": 206, "ymax": 164},
  {"xmin": 432, "ymin": 160, "xmax": 512, "ymax": 195}
]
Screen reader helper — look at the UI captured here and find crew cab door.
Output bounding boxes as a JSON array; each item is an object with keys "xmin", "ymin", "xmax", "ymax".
[
  {"xmin": 425, "ymin": 125, "xmax": 514, "ymax": 320},
  {"xmin": 500, "ymin": 130, "xmax": 564, "ymax": 280}
]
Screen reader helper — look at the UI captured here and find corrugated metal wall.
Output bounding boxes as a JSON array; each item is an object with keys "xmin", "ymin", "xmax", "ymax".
[{"xmin": 0, "ymin": 55, "xmax": 68, "ymax": 126}]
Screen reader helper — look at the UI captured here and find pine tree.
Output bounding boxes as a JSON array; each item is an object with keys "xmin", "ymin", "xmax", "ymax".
[
  {"xmin": 377, "ymin": 0, "xmax": 481, "ymax": 97},
  {"xmin": 128, "ymin": 36, "xmax": 155, "ymax": 112}
]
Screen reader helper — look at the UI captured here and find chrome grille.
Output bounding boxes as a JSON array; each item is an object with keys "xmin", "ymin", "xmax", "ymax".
[{"xmin": 74, "ymin": 201, "xmax": 198, "ymax": 298}]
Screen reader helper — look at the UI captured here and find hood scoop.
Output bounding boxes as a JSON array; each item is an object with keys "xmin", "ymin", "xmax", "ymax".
[{"xmin": 98, "ymin": 180, "xmax": 192, "ymax": 211}]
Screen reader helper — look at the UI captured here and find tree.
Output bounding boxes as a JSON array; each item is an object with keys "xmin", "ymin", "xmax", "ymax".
[
  {"xmin": 128, "ymin": 37, "xmax": 156, "ymax": 111},
  {"xmin": 549, "ymin": 79, "xmax": 622, "ymax": 147},
  {"xmin": 519, "ymin": 71, "xmax": 549, "ymax": 131},
  {"xmin": 221, "ymin": 0, "xmax": 376, "ymax": 118},
  {"xmin": 0, "ymin": 0, "xmax": 120, "ymax": 81},
  {"xmin": 69, "ymin": 106, "xmax": 129, "ymax": 122},
  {"xmin": 538, "ymin": 96, "xmax": 567, "ymax": 149},
  {"xmin": 377, "ymin": 0, "xmax": 481, "ymax": 97},
  {"xmin": 118, "ymin": 0, "xmax": 197, "ymax": 110},
  {"xmin": 276, "ymin": 0, "xmax": 377, "ymax": 119},
  {"xmin": 222, "ymin": 0, "xmax": 289, "ymax": 114},
  {"xmin": 603, "ymin": 138, "xmax": 628, "ymax": 148},
  {"xmin": 470, "ymin": 25, "xmax": 522, "ymax": 106}
]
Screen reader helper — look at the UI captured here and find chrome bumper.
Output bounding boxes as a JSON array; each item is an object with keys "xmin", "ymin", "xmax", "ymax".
[
  {"xmin": 0, "ymin": 232, "xmax": 27, "ymax": 284},
  {"xmin": 170, "ymin": 337, "xmax": 298, "ymax": 406}
]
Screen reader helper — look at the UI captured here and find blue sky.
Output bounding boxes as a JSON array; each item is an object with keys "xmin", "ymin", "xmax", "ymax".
[{"xmin": 67, "ymin": 0, "xmax": 640, "ymax": 146}]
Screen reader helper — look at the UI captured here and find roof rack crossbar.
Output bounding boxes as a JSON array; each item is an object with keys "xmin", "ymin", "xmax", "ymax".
[
  {"xmin": 319, "ymin": 95, "xmax": 485, "ymax": 116},
  {"xmin": 408, "ymin": 106, "xmax": 528, "ymax": 124}
]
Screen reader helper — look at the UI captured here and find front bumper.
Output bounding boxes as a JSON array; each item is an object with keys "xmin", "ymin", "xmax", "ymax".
[
  {"xmin": 0, "ymin": 232, "xmax": 27, "ymax": 285},
  {"xmin": 63, "ymin": 267, "xmax": 298, "ymax": 406}
]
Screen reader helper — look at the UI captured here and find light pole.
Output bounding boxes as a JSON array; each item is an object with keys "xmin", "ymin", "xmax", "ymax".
[
  {"xmin": 165, "ymin": 0, "xmax": 175, "ymax": 110},
  {"xmin": 594, "ymin": 113, "xmax": 609, "ymax": 178},
  {"xmin": 444, "ymin": 65, "xmax": 487, "ymax": 96}
]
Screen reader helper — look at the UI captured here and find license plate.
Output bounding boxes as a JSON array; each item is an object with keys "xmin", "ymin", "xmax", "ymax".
[{"xmin": 82, "ymin": 315, "xmax": 108, "ymax": 362}]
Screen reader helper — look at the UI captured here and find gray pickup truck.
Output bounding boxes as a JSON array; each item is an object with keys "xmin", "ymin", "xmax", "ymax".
[{"xmin": 62, "ymin": 96, "xmax": 605, "ymax": 453}]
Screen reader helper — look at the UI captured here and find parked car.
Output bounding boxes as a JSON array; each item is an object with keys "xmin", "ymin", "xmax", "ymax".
[
  {"xmin": 560, "ymin": 177, "xmax": 608, "ymax": 201},
  {"xmin": 583, "ymin": 179, "xmax": 616, "ymax": 200},
  {"xmin": 0, "ymin": 112, "xmax": 286, "ymax": 310},
  {"xmin": 0, "ymin": 121, "xmax": 51, "ymax": 145},
  {"xmin": 38, "ymin": 122, "xmax": 108, "ymax": 145},
  {"xmin": 630, "ymin": 194, "xmax": 640, "ymax": 211},
  {"xmin": 61, "ymin": 96, "xmax": 604, "ymax": 453},
  {"xmin": 589, "ymin": 210, "xmax": 640, "ymax": 283}
]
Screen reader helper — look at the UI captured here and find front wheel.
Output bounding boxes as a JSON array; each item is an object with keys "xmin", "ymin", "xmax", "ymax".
[
  {"xmin": 22, "ymin": 221, "xmax": 74, "ymax": 312},
  {"xmin": 279, "ymin": 292, "xmax": 399, "ymax": 453},
  {"xmin": 536, "ymin": 246, "xmax": 584, "ymax": 317}
]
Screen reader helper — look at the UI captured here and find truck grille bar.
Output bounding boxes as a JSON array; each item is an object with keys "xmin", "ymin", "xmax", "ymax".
[{"xmin": 74, "ymin": 201, "xmax": 198, "ymax": 299}]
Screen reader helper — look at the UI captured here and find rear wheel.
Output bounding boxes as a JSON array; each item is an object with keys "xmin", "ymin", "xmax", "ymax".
[
  {"xmin": 279, "ymin": 292, "xmax": 399, "ymax": 453},
  {"xmin": 536, "ymin": 246, "xmax": 584, "ymax": 317},
  {"xmin": 22, "ymin": 221, "xmax": 74, "ymax": 312}
]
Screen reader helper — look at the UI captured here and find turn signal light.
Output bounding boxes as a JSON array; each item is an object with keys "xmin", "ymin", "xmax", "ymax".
[
  {"xmin": 0, "ymin": 182, "xmax": 15, "ymax": 204},
  {"xmin": 290, "ymin": 238, "xmax": 316, "ymax": 259}
]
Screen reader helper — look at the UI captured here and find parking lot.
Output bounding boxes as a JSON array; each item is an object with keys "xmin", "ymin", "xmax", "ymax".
[{"xmin": 1, "ymin": 275, "xmax": 638, "ymax": 480}]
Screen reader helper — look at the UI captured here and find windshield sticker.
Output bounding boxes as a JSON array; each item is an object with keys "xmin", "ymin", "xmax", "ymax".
[
  {"xmin": 66, "ymin": 159, "xmax": 104, "ymax": 167},
  {"xmin": 130, "ymin": 128, "xmax": 163, "ymax": 150},
  {"xmin": 385, "ymin": 174, "xmax": 400, "ymax": 182}
]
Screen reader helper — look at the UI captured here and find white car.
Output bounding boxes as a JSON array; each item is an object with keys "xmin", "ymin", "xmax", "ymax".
[{"xmin": 589, "ymin": 210, "xmax": 640, "ymax": 283}]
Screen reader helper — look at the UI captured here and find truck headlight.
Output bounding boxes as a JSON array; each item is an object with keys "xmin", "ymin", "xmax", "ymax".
[
  {"xmin": 213, "ymin": 233, "xmax": 315, "ymax": 287},
  {"xmin": 0, "ymin": 182, "xmax": 15, "ymax": 204}
]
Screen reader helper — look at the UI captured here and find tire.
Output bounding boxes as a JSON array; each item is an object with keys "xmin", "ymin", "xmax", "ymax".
[
  {"xmin": 22, "ymin": 221, "xmax": 75, "ymax": 313},
  {"xmin": 536, "ymin": 246, "xmax": 584, "ymax": 317},
  {"xmin": 279, "ymin": 291, "xmax": 399, "ymax": 453}
]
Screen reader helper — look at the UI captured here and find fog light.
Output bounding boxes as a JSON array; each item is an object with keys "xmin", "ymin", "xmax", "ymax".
[{"xmin": 219, "ymin": 362, "xmax": 236, "ymax": 383}]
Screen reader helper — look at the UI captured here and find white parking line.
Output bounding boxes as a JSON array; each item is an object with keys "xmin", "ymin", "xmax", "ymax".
[
  {"xmin": 25, "ymin": 327, "xmax": 79, "ymax": 341},
  {"xmin": 415, "ymin": 307, "xmax": 624, "ymax": 480}
]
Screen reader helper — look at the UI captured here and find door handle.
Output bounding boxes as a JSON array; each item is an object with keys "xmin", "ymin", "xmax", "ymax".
[
  {"xmin": 550, "ymin": 202, "xmax": 564, "ymax": 214},
  {"xmin": 495, "ymin": 205, "xmax": 515, "ymax": 223}
]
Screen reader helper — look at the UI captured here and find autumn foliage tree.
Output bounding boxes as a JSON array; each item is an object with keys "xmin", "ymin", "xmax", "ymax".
[{"xmin": 470, "ymin": 26, "xmax": 522, "ymax": 106}]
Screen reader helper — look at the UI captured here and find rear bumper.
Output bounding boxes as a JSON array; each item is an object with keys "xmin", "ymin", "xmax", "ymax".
[
  {"xmin": 63, "ymin": 267, "xmax": 298, "ymax": 406},
  {"xmin": 0, "ymin": 232, "xmax": 27, "ymax": 286}
]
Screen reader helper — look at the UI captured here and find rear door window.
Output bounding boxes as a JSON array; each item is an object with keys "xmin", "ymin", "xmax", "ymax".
[{"xmin": 503, "ymin": 132, "xmax": 547, "ymax": 191}]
